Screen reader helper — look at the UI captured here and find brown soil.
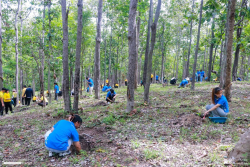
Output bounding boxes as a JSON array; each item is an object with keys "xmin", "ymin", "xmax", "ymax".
[
  {"xmin": 91, "ymin": 101, "xmax": 108, "ymax": 107},
  {"xmin": 171, "ymin": 113, "xmax": 203, "ymax": 127}
]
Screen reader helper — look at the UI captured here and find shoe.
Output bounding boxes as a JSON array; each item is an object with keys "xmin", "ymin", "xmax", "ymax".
[
  {"xmin": 107, "ymin": 102, "xmax": 110, "ymax": 104},
  {"xmin": 59, "ymin": 150, "xmax": 71, "ymax": 157},
  {"xmin": 49, "ymin": 151, "xmax": 53, "ymax": 157}
]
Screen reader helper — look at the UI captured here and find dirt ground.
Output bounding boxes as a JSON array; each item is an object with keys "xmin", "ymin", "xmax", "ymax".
[{"xmin": 0, "ymin": 82, "xmax": 250, "ymax": 166}]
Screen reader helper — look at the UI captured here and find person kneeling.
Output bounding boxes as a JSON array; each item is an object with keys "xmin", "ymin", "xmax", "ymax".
[
  {"xmin": 44, "ymin": 114, "xmax": 82, "ymax": 157},
  {"xmin": 178, "ymin": 78, "xmax": 190, "ymax": 88},
  {"xmin": 204, "ymin": 87, "xmax": 229, "ymax": 117},
  {"xmin": 106, "ymin": 89, "xmax": 117, "ymax": 104},
  {"xmin": 38, "ymin": 93, "xmax": 48, "ymax": 106}
]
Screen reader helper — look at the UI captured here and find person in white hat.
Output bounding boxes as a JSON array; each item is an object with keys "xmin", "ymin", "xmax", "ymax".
[{"xmin": 178, "ymin": 78, "xmax": 190, "ymax": 88}]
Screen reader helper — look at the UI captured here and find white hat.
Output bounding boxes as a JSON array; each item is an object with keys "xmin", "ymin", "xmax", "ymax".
[{"xmin": 186, "ymin": 77, "xmax": 190, "ymax": 81}]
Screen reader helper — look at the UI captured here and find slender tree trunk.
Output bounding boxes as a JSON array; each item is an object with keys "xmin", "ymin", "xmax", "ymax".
[
  {"xmin": 186, "ymin": 0, "xmax": 195, "ymax": 77},
  {"xmin": 127, "ymin": 0, "xmax": 138, "ymax": 112},
  {"xmin": 115, "ymin": 37, "xmax": 119, "ymax": 86},
  {"xmin": 160, "ymin": 24, "xmax": 165, "ymax": 82},
  {"xmin": 48, "ymin": 0, "xmax": 52, "ymax": 103},
  {"xmin": 104, "ymin": 39, "xmax": 106, "ymax": 85},
  {"xmin": 239, "ymin": 54, "xmax": 246, "ymax": 79},
  {"xmin": 212, "ymin": 45, "xmax": 218, "ymax": 70},
  {"xmin": 32, "ymin": 75, "xmax": 35, "ymax": 95},
  {"xmin": 246, "ymin": 55, "xmax": 250, "ymax": 81},
  {"xmin": 0, "ymin": 0, "xmax": 3, "ymax": 90},
  {"xmin": 108, "ymin": 18, "xmax": 112, "ymax": 82},
  {"xmin": 73, "ymin": 0, "xmax": 83, "ymax": 111},
  {"xmin": 144, "ymin": 0, "xmax": 161, "ymax": 103},
  {"xmin": 225, "ymin": 0, "xmax": 236, "ymax": 102},
  {"xmin": 142, "ymin": 0, "xmax": 153, "ymax": 87},
  {"xmin": 15, "ymin": 0, "xmax": 20, "ymax": 106},
  {"xmin": 203, "ymin": 45, "xmax": 207, "ymax": 71},
  {"xmin": 208, "ymin": 16, "xmax": 215, "ymax": 81},
  {"xmin": 219, "ymin": 41, "xmax": 223, "ymax": 67},
  {"xmin": 61, "ymin": 0, "xmax": 71, "ymax": 112},
  {"xmin": 191, "ymin": 0, "xmax": 203, "ymax": 90},
  {"xmin": 41, "ymin": 1, "xmax": 46, "ymax": 107},
  {"xmin": 175, "ymin": 22, "xmax": 181, "ymax": 80},
  {"xmin": 94, "ymin": 0, "xmax": 103, "ymax": 99},
  {"xmin": 137, "ymin": 47, "xmax": 143, "ymax": 84}
]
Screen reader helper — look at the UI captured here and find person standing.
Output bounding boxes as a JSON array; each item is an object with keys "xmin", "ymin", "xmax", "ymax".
[
  {"xmin": 105, "ymin": 78, "xmax": 109, "ymax": 86},
  {"xmin": 200, "ymin": 69, "xmax": 205, "ymax": 82},
  {"xmin": 24, "ymin": 85, "xmax": 33, "ymax": 106},
  {"xmin": 195, "ymin": 70, "xmax": 199, "ymax": 82},
  {"xmin": 22, "ymin": 85, "xmax": 27, "ymax": 105},
  {"xmin": 125, "ymin": 79, "xmax": 128, "ymax": 86},
  {"xmin": 0, "ymin": 88, "xmax": 6, "ymax": 116},
  {"xmin": 86, "ymin": 77, "xmax": 94, "ymax": 95},
  {"xmin": 151, "ymin": 74, "xmax": 154, "ymax": 83},
  {"xmin": 4, "ymin": 89, "xmax": 13, "ymax": 114},
  {"xmin": 54, "ymin": 82, "xmax": 59, "ymax": 101},
  {"xmin": 12, "ymin": 89, "xmax": 17, "ymax": 107}
]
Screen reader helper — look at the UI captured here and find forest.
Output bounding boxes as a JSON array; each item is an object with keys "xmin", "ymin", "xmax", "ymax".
[{"xmin": 0, "ymin": 0, "xmax": 250, "ymax": 166}]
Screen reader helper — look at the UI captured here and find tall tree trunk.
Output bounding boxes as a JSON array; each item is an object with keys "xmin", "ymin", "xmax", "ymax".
[
  {"xmin": 127, "ymin": 0, "xmax": 138, "ymax": 112},
  {"xmin": 61, "ymin": 0, "xmax": 71, "ymax": 112},
  {"xmin": 160, "ymin": 24, "xmax": 165, "ymax": 83},
  {"xmin": 41, "ymin": 1, "xmax": 46, "ymax": 107},
  {"xmin": 0, "ymin": 0, "xmax": 3, "ymax": 90},
  {"xmin": 239, "ymin": 54, "xmax": 246, "ymax": 79},
  {"xmin": 219, "ymin": 40, "xmax": 223, "ymax": 67},
  {"xmin": 108, "ymin": 19, "xmax": 112, "ymax": 82},
  {"xmin": 48, "ymin": 0, "xmax": 52, "ymax": 103},
  {"xmin": 137, "ymin": 47, "xmax": 143, "ymax": 84},
  {"xmin": 225, "ymin": 0, "xmax": 236, "ymax": 102},
  {"xmin": 232, "ymin": 27, "xmax": 243, "ymax": 81},
  {"xmin": 246, "ymin": 55, "xmax": 250, "ymax": 81},
  {"xmin": 212, "ymin": 45, "xmax": 218, "ymax": 70},
  {"xmin": 73, "ymin": 0, "xmax": 83, "ymax": 111},
  {"xmin": 144, "ymin": 0, "xmax": 161, "ymax": 103},
  {"xmin": 115, "ymin": 37, "xmax": 119, "ymax": 85},
  {"xmin": 175, "ymin": 21, "xmax": 181, "ymax": 80},
  {"xmin": 191, "ymin": 0, "xmax": 203, "ymax": 90},
  {"xmin": 203, "ymin": 45, "xmax": 207, "ymax": 71},
  {"xmin": 94, "ymin": 0, "xmax": 103, "ymax": 99},
  {"xmin": 142, "ymin": 0, "xmax": 153, "ymax": 87},
  {"xmin": 104, "ymin": 39, "xmax": 106, "ymax": 85},
  {"xmin": 208, "ymin": 16, "xmax": 215, "ymax": 81},
  {"xmin": 186, "ymin": 0, "xmax": 195, "ymax": 77},
  {"xmin": 15, "ymin": 0, "xmax": 20, "ymax": 106}
]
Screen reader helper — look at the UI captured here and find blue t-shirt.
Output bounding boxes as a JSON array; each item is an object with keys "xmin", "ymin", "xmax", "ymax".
[
  {"xmin": 156, "ymin": 75, "xmax": 159, "ymax": 80},
  {"xmin": 88, "ymin": 78, "xmax": 94, "ymax": 87},
  {"xmin": 197, "ymin": 71, "xmax": 201, "ymax": 76},
  {"xmin": 106, "ymin": 91, "xmax": 116, "ymax": 99},
  {"xmin": 201, "ymin": 71, "xmax": 205, "ymax": 77},
  {"xmin": 45, "ymin": 120, "xmax": 79, "ymax": 151},
  {"xmin": 54, "ymin": 85, "xmax": 59, "ymax": 93},
  {"xmin": 195, "ymin": 72, "xmax": 198, "ymax": 77},
  {"xmin": 214, "ymin": 95, "xmax": 229, "ymax": 113},
  {"xmin": 180, "ymin": 79, "xmax": 188, "ymax": 86}
]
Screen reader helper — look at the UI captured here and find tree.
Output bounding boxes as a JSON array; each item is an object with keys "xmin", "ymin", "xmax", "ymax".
[
  {"xmin": 224, "ymin": 0, "xmax": 236, "ymax": 102},
  {"xmin": 126, "ymin": 0, "xmax": 138, "ymax": 112},
  {"xmin": 144, "ymin": 0, "xmax": 161, "ymax": 103},
  {"xmin": 0, "ymin": 0, "xmax": 3, "ymax": 90},
  {"xmin": 61, "ymin": 0, "xmax": 71, "ymax": 112},
  {"xmin": 15, "ymin": 0, "xmax": 21, "ymax": 106},
  {"xmin": 94, "ymin": 0, "xmax": 103, "ymax": 99},
  {"xmin": 73, "ymin": 0, "xmax": 83, "ymax": 111},
  {"xmin": 142, "ymin": 0, "xmax": 153, "ymax": 87},
  {"xmin": 191, "ymin": 0, "xmax": 203, "ymax": 90}
]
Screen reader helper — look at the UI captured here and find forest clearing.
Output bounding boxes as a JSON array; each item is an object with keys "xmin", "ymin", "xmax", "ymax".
[
  {"xmin": 1, "ymin": 0, "xmax": 250, "ymax": 166},
  {"xmin": 0, "ymin": 82, "xmax": 250, "ymax": 166}
]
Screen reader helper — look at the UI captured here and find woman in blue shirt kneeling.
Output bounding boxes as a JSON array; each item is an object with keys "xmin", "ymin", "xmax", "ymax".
[
  {"xmin": 44, "ymin": 114, "xmax": 82, "ymax": 156},
  {"xmin": 204, "ymin": 87, "xmax": 229, "ymax": 117}
]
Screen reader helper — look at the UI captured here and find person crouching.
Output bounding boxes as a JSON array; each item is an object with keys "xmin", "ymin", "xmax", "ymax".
[
  {"xmin": 106, "ymin": 89, "xmax": 117, "ymax": 104},
  {"xmin": 44, "ymin": 114, "xmax": 82, "ymax": 157}
]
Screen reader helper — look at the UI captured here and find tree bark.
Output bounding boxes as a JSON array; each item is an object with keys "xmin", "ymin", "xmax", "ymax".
[
  {"xmin": 108, "ymin": 17, "xmax": 113, "ymax": 83},
  {"xmin": 127, "ymin": 0, "xmax": 138, "ymax": 112},
  {"xmin": 175, "ymin": 19, "xmax": 181, "ymax": 80},
  {"xmin": 73, "ymin": 0, "xmax": 83, "ymax": 111},
  {"xmin": 239, "ymin": 54, "xmax": 246, "ymax": 79},
  {"xmin": 0, "ymin": 0, "xmax": 2, "ymax": 90},
  {"xmin": 186, "ymin": 0, "xmax": 195, "ymax": 78},
  {"xmin": 191, "ymin": 0, "xmax": 203, "ymax": 90},
  {"xmin": 15, "ymin": 0, "xmax": 20, "ymax": 106},
  {"xmin": 208, "ymin": 15, "xmax": 215, "ymax": 81},
  {"xmin": 142, "ymin": 0, "xmax": 153, "ymax": 87},
  {"xmin": 225, "ymin": 0, "xmax": 236, "ymax": 102},
  {"xmin": 61, "ymin": 0, "xmax": 71, "ymax": 112},
  {"xmin": 94, "ymin": 0, "xmax": 103, "ymax": 99},
  {"xmin": 144, "ymin": 0, "xmax": 161, "ymax": 103},
  {"xmin": 48, "ymin": 0, "xmax": 52, "ymax": 103},
  {"xmin": 246, "ymin": 55, "xmax": 250, "ymax": 81},
  {"xmin": 160, "ymin": 24, "xmax": 165, "ymax": 83},
  {"xmin": 104, "ymin": 39, "xmax": 106, "ymax": 85}
]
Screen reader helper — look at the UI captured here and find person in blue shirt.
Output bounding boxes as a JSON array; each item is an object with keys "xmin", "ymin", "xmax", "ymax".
[
  {"xmin": 54, "ymin": 82, "xmax": 59, "ymax": 101},
  {"xmin": 200, "ymin": 69, "xmax": 205, "ymax": 82},
  {"xmin": 156, "ymin": 75, "xmax": 159, "ymax": 83},
  {"xmin": 237, "ymin": 77, "xmax": 242, "ymax": 81},
  {"xmin": 45, "ymin": 114, "xmax": 82, "ymax": 157},
  {"xmin": 102, "ymin": 85, "xmax": 111, "ymax": 92},
  {"xmin": 204, "ymin": 87, "xmax": 229, "ymax": 117},
  {"xmin": 86, "ymin": 77, "xmax": 94, "ymax": 95},
  {"xmin": 178, "ymin": 78, "xmax": 190, "ymax": 88},
  {"xmin": 197, "ymin": 70, "xmax": 201, "ymax": 81},
  {"xmin": 106, "ymin": 89, "xmax": 117, "ymax": 104},
  {"xmin": 195, "ymin": 70, "xmax": 199, "ymax": 82}
]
